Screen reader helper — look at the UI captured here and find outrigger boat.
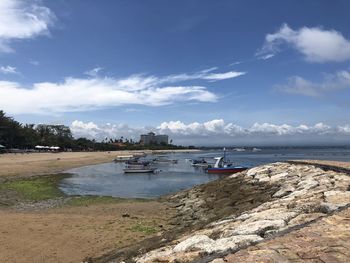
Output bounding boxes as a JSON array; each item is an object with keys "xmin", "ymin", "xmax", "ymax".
[
  {"xmin": 206, "ymin": 148, "xmax": 248, "ymax": 174},
  {"xmin": 123, "ymin": 159, "xmax": 156, "ymax": 173}
]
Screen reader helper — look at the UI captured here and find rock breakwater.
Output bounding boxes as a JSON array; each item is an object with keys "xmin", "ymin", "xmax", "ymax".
[{"xmin": 132, "ymin": 162, "xmax": 350, "ymax": 263}]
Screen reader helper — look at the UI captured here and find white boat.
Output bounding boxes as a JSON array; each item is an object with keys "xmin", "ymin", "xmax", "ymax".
[
  {"xmin": 233, "ymin": 148, "xmax": 246, "ymax": 152},
  {"xmin": 206, "ymin": 148, "xmax": 248, "ymax": 174},
  {"xmin": 123, "ymin": 161, "xmax": 156, "ymax": 173},
  {"xmin": 123, "ymin": 167, "xmax": 155, "ymax": 173},
  {"xmin": 206, "ymin": 157, "xmax": 247, "ymax": 174},
  {"xmin": 114, "ymin": 155, "xmax": 134, "ymax": 162}
]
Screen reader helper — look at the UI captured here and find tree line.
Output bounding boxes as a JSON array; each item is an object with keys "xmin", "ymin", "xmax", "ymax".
[{"xmin": 0, "ymin": 110, "xmax": 183, "ymax": 151}]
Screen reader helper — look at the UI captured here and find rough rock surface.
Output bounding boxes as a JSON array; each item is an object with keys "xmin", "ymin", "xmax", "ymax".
[
  {"xmin": 219, "ymin": 207, "xmax": 350, "ymax": 262},
  {"xmin": 130, "ymin": 162, "xmax": 350, "ymax": 263}
]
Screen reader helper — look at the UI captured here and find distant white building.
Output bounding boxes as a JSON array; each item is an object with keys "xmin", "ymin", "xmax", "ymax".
[{"xmin": 140, "ymin": 132, "xmax": 168, "ymax": 145}]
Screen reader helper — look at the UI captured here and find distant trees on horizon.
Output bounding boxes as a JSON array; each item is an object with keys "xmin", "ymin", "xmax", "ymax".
[{"xmin": 0, "ymin": 110, "xmax": 184, "ymax": 151}]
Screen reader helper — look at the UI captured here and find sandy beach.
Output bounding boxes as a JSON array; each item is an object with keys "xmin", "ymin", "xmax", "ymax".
[
  {"xmin": 0, "ymin": 200, "xmax": 174, "ymax": 263},
  {"xmin": 0, "ymin": 150, "xmax": 187, "ymax": 262}
]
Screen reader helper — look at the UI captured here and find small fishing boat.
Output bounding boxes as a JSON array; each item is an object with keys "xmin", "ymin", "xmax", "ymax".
[
  {"xmin": 152, "ymin": 157, "xmax": 178, "ymax": 164},
  {"xmin": 190, "ymin": 159, "xmax": 210, "ymax": 168},
  {"xmin": 114, "ymin": 155, "xmax": 134, "ymax": 162},
  {"xmin": 233, "ymin": 148, "xmax": 246, "ymax": 152},
  {"xmin": 206, "ymin": 148, "xmax": 248, "ymax": 174},
  {"xmin": 123, "ymin": 159, "xmax": 156, "ymax": 173}
]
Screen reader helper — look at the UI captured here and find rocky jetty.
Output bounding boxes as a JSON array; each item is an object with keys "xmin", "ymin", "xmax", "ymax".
[{"xmin": 132, "ymin": 162, "xmax": 350, "ymax": 263}]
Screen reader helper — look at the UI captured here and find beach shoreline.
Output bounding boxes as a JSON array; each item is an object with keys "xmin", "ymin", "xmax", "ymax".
[{"xmin": 0, "ymin": 149, "xmax": 199, "ymax": 179}]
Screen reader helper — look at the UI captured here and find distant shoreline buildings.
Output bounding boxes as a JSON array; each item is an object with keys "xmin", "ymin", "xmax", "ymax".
[{"xmin": 140, "ymin": 132, "xmax": 168, "ymax": 145}]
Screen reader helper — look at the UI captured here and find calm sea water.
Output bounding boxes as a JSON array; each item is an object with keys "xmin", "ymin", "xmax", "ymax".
[{"xmin": 59, "ymin": 147, "xmax": 350, "ymax": 199}]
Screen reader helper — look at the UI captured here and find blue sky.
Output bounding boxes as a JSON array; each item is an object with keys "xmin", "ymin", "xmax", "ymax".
[{"xmin": 0, "ymin": 0, "xmax": 350, "ymax": 145}]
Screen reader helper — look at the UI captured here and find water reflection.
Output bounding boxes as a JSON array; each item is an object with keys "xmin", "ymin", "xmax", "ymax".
[{"xmin": 60, "ymin": 158, "xmax": 219, "ymax": 198}]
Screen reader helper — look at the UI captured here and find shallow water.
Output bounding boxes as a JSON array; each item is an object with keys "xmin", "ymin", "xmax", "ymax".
[
  {"xmin": 60, "ymin": 157, "xmax": 219, "ymax": 198},
  {"xmin": 59, "ymin": 147, "xmax": 350, "ymax": 198}
]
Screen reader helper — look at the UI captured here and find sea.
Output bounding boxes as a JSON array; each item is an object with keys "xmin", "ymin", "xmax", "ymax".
[{"xmin": 59, "ymin": 146, "xmax": 350, "ymax": 199}]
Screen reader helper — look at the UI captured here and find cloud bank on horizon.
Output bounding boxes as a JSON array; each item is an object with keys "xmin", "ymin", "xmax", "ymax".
[{"xmin": 71, "ymin": 119, "xmax": 350, "ymax": 146}]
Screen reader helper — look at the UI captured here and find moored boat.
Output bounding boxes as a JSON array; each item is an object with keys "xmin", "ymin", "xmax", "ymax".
[
  {"xmin": 123, "ymin": 167, "xmax": 156, "ymax": 173},
  {"xmin": 233, "ymin": 148, "xmax": 246, "ymax": 152},
  {"xmin": 123, "ymin": 159, "xmax": 156, "ymax": 173},
  {"xmin": 114, "ymin": 155, "xmax": 134, "ymax": 162},
  {"xmin": 206, "ymin": 157, "xmax": 248, "ymax": 174},
  {"xmin": 190, "ymin": 158, "xmax": 210, "ymax": 168},
  {"xmin": 206, "ymin": 148, "xmax": 248, "ymax": 174},
  {"xmin": 153, "ymin": 157, "xmax": 178, "ymax": 164}
]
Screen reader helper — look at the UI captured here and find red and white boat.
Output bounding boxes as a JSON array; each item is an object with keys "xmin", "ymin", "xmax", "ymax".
[{"xmin": 206, "ymin": 149, "xmax": 248, "ymax": 174}]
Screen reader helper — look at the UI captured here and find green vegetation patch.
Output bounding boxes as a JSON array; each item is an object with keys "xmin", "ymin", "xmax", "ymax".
[
  {"xmin": 0, "ymin": 174, "xmax": 68, "ymax": 201},
  {"xmin": 131, "ymin": 223, "xmax": 158, "ymax": 235}
]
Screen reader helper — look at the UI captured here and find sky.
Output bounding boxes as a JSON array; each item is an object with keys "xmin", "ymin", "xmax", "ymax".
[{"xmin": 0, "ymin": 0, "xmax": 350, "ymax": 146}]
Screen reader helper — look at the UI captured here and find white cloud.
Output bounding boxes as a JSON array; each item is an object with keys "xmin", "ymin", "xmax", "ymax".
[
  {"xmin": 0, "ymin": 78, "xmax": 216, "ymax": 114},
  {"xmin": 70, "ymin": 120, "xmax": 147, "ymax": 141},
  {"xmin": 0, "ymin": 0, "xmax": 55, "ymax": 52},
  {"xmin": 0, "ymin": 67, "xmax": 247, "ymax": 114},
  {"xmin": 229, "ymin": 61, "xmax": 242, "ymax": 66},
  {"xmin": 162, "ymin": 69, "xmax": 246, "ymax": 83},
  {"xmin": 70, "ymin": 120, "xmax": 100, "ymax": 138},
  {"xmin": 199, "ymin": 67, "xmax": 218, "ymax": 73},
  {"xmin": 338, "ymin": 125, "xmax": 350, "ymax": 134},
  {"xmin": 275, "ymin": 70, "xmax": 350, "ymax": 97},
  {"xmin": 84, "ymin": 67, "xmax": 103, "ymax": 77},
  {"xmin": 0, "ymin": 65, "xmax": 18, "ymax": 74},
  {"xmin": 258, "ymin": 54, "xmax": 275, "ymax": 60},
  {"xmin": 259, "ymin": 23, "xmax": 350, "ymax": 62},
  {"xmin": 70, "ymin": 119, "xmax": 350, "ymax": 145},
  {"xmin": 157, "ymin": 119, "xmax": 337, "ymax": 136},
  {"xmin": 202, "ymin": 71, "xmax": 245, "ymax": 81}
]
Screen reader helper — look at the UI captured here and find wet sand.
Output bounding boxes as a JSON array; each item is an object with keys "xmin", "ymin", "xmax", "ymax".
[
  {"xmin": 291, "ymin": 159, "xmax": 350, "ymax": 169},
  {"xmin": 0, "ymin": 150, "xmax": 186, "ymax": 262},
  {"xmin": 0, "ymin": 201, "xmax": 174, "ymax": 263}
]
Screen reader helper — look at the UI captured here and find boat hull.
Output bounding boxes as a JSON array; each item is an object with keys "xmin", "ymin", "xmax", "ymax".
[
  {"xmin": 192, "ymin": 163, "xmax": 209, "ymax": 168},
  {"xmin": 206, "ymin": 167, "xmax": 247, "ymax": 174},
  {"xmin": 123, "ymin": 169, "xmax": 155, "ymax": 173},
  {"xmin": 153, "ymin": 160, "xmax": 178, "ymax": 164}
]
